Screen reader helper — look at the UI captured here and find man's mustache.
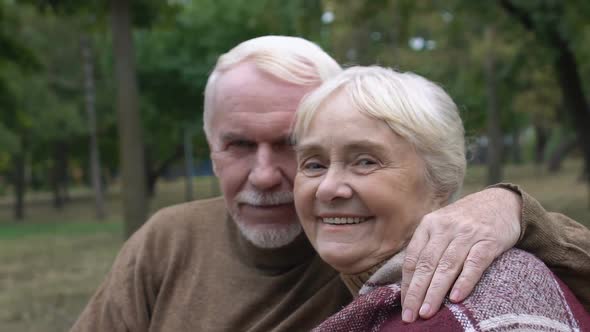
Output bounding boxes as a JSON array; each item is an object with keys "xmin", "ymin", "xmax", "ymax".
[{"xmin": 235, "ymin": 191, "xmax": 294, "ymax": 206}]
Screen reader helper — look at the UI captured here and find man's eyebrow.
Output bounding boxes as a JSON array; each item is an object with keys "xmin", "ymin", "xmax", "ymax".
[
  {"xmin": 220, "ymin": 133, "xmax": 292, "ymax": 145},
  {"xmin": 220, "ymin": 133, "xmax": 247, "ymax": 142}
]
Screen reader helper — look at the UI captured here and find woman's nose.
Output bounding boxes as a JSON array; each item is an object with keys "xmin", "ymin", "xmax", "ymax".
[{"xmin": 315, "ymin": 167, "xmax": 352, "ymax": 203}]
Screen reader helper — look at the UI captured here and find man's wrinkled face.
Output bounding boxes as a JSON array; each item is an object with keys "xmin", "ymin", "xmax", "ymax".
[{"xmin": 209, "ymin": 62, "xmax": 313, "ymax": 248}]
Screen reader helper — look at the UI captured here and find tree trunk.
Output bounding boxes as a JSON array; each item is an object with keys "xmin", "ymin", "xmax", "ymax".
[
  {"xmin": 81, "ymin": 34, "xmax": 105, "ymax": 220},
  {"xmin": 110, "ymin": 0, "xmax": 148, "ymax": 237},
  {"xmin": 145, "ymin": 144, "xmax": 184, "ymax": 197},
  {"xmin": 499, "ymin": 0, "xmax": 590, "ymax": 207},
  {"xmin": 13, "ymin": 148, "xmax": 25, "ymax": 221},
  {"xmin": 511, "ymin": 128, "xmax": 522, "ymax": 164},
  {"xmin": 551, "ymin": 37, "xmax": 590, "ymax": 207},
  {"xmin": 546, "ymin": 136, "xmax": 578, "ymax": 173},
  {"xmin": 51, "ymin": 141, "xmax": 67, "ymax": 210},
  {"xmin": 485, "ymin": 25, "xmax": 503, "ymax": 185},
  {"xmin": 184, "ymin": 126, "xmax": 194, "ymax": 202},
  {"xmin": 534, "ymin": 125, "xmax": 549, "ymax": 164}
]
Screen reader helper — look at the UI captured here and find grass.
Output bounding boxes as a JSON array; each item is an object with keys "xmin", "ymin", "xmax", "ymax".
[
  {"xmin": 462, "ymin": 159, "xmax": 590, "ymax": 226},
  {"xmin": 0, "ymin": 176, "xmax": 220, "ymax": 332},
  {"xmin": 0, "ymin": 223, "xmax": 121, "ymax": 332},
  {"xmin": 0, "ymin": 220, "xmax": 122, "ymax": 240},
  {"xmin": 0, "ymin": 163, "xmax": 588, "ymax": 331}
]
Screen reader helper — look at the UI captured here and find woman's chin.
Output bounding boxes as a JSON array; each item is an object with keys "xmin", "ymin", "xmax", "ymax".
[{"xmin": 316, "ymin": 244, "xmax": 374, "ymax": 274}]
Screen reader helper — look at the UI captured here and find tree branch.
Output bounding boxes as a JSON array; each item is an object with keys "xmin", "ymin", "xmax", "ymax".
[
  {"xmin": 150, "ymin": 144, "xmax": 184, "ymax": 179},
  {"xmin": 498, "ymin": 0, "xmax": 534, "ymax": 31}
]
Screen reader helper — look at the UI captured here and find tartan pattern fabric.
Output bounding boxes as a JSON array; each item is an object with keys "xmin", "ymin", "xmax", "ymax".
[{"xmin": 313, "ymin": 249, "xmax": 590, "ymax": 331}]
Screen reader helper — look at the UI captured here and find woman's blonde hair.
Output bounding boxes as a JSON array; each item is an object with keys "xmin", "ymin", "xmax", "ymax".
[
  {"xmin": 293, "ymin": 66, "xmax": 466, "ymax": 202},
  {"xmin": 203, "ymin": 35, "xmax": 341, "ymax": 139}
]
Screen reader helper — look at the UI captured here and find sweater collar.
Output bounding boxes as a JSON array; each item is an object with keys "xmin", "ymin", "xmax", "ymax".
[
  {"xmin": 226, "ymin": 214, "xmax": 317, "ymax": 275},
  {"xmin": 340, "ymin": 250, "xmax": 406, "ymax": 297}
]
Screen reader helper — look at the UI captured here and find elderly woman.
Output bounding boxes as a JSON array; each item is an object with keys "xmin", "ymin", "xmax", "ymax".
[{"xmin": 292, "ymin": 66, "xmax": 589, "ymax": 331}]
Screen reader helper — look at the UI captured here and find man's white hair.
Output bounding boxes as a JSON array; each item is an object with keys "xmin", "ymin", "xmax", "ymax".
[
  {"xmin": 203, "ymin": 35, "xmax": 341, "ymax": 140},
  {"xmin": 293, "ymin": 66, "xmax": 466, "ymax": 202}
]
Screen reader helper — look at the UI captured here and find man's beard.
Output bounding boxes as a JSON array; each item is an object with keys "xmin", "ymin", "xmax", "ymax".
[{"xmin": 232, "ymin": 190, "xmax": 302, "ymax": 249}]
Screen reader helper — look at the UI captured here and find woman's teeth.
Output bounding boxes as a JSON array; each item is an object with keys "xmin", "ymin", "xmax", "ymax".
[{"xmin": 321, "ymin": 217, "xmax": 368, "ymax": 225}]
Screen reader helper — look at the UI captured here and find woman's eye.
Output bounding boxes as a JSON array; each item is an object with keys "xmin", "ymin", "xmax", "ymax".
[
  {"xmin": 300, "ymin": 160, "xmax": 326, "ymax": 175},
  {"xmin": 356, "ymin": 158, "xmax": 377, "ymax": 167},
  {"xmin": 303, "ymin": 162, "xmax": 324, "ymax": 170}
]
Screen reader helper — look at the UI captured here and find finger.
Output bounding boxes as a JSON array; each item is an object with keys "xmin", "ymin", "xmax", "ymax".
[
  {"xmin": 449, "ymin": 241, "xmax": 497, "ymax": 303},
  {"xmin": 418, "ymin": 238, "xmax": 471, "ymax": 319},
  {"xmin": 401, "ymin": 223, "xmax": 430, "ymax": 305},
  {"xmin": 401, "ymin": 235, "xmax": 451, "ymax": 323}
]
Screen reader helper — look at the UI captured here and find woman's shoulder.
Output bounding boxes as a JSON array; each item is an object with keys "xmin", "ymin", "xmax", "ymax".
[
  {"xmin": 466, "ymin": 248, "xmax": 564, "ymax": 308},
  {"xmin": 471, "ymin": 248, "xmax": 555, "ymax": 296},
  {"xmin": 453, "ymin": 248, "xmax": 588, "ymax": 331},
  {"xmin": 479, "ymin": 248, "xmax": 549, "ymax": 282}
]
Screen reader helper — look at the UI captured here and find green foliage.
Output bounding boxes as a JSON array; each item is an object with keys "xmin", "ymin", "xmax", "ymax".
[
  {"xmin": 0, "ymin": 2, "xmax": 39, "ymax": 134},
  {"xmin": 2, "ymin": 0, "xmax": 590, "ymax": 195},
  {"xmin": 326, "ymin": 0, "xmax": 589, "ymax": 141},
  {"xmin": 0, "ymin": 3, "xmax": 88, "ymax": 177}
]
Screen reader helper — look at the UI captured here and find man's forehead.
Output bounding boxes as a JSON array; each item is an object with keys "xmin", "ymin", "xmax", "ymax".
[
  {"xmin": 217, "ymin": 110, "xmax": 295, "ymax": 134},
  {"xmin": 214, "ymin": 62, "xmax": 311, "ymax": 104},
  {"xmin": 216, "ymin": 62, "xmax": 266, "ymax": 89}
]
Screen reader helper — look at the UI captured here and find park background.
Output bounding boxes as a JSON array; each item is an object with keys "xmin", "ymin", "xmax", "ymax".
[{"xmin": 0, "ymin": 0, "xmax": 589, "ymax": 331}]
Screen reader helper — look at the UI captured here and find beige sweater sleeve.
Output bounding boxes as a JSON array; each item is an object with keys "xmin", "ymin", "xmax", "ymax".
[{"xmin": 492, "ymin": 183, "xmax": 590, "ymax": 311}]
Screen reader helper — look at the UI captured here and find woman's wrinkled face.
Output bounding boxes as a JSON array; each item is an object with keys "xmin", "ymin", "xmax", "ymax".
[{"xmin": 294, "ymin": 91, "xmax": 439, "ymax": 274}]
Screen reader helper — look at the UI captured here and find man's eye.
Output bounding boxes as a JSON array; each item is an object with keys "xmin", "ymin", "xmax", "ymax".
[{"xmin": 229, "ymin": 140, "xmax": 255, "ymax": 149}]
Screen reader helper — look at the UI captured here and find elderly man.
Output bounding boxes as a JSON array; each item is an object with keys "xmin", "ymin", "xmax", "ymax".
[{"xmin": 71, "ymin": 36, "xmax": 590, "ymax": 331}]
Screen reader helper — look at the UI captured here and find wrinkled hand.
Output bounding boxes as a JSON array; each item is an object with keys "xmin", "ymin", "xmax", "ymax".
[{"xmin": 400, "ymin": 187, "xmax": 522, "ymax": 323}]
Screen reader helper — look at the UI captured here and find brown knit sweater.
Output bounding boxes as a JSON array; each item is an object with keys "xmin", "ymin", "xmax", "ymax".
[
  {"xmin": 71, "ymin": 186, "xmax": 590, "ymax": 331},
  {"xmin": 70, "ymin": 197, "xmax": 350, "ymax": 331}
]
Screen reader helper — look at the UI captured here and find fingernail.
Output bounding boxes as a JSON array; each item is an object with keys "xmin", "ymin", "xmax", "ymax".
[
  {"xmin": 450, "ymin": 289, "xmax": 461, "ymax": 302},
  {"xmin": 402, "ymin": 309, "xmax": 413, "ymax": 322},
  {"xmin": 419, "ymin": 303, "xmax": 430, "ymax": 317}
]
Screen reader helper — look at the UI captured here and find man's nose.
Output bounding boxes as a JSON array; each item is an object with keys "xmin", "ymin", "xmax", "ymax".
[
  {"xmin": 315, "ymin": 166, "xmax": 352, "ymax": 203},
  {"xmin": 248, "ymin": 144, "xmax": 283, "ymax": 190}
]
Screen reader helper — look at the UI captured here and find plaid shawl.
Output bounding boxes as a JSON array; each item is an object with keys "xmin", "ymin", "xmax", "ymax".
[{"xmin": 314, "ymin": 249, "xmax": 590, "ymax": 331}]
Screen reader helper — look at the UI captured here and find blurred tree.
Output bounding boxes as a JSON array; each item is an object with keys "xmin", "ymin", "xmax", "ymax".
[
  {"xmin": 499, "ymin": 0, "xmax": 590, "ymax": 201},
  {"xmin": 484, "ymin": 25, "xmax": 503, "ymax": 184},
  {"xmin": 28, "ymin": 0, "xmax": 179, "ymax": 235},
  {"xmin": 109, "ymin": 0, "xmax": 148, "ymax": 237},
  {"xmin": 81, "ymin": 33, "xmax": 105, "ymax": 219},
  {"xmin": 511, "ymin": 62, "xmax": 561, "ymax": 165},
  {"xmin": 0, "ymin": 4, "xmax": 89, "ymax": 219},
  {"xmin": 0, "ymin": 2, "xmax": 39, "ymax": 220}
]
